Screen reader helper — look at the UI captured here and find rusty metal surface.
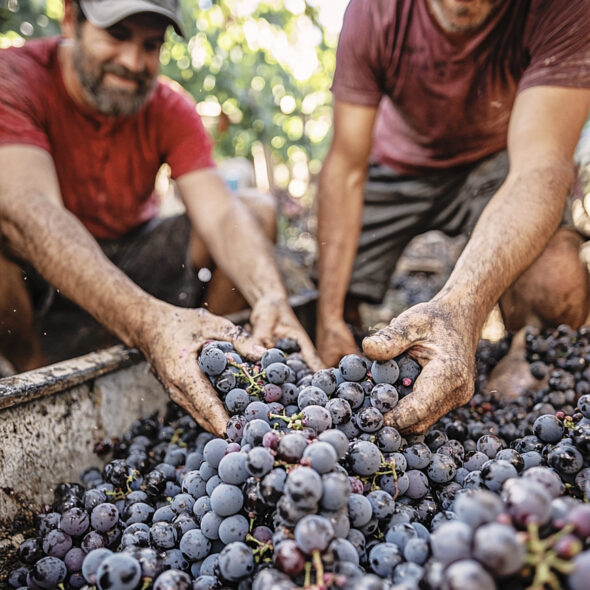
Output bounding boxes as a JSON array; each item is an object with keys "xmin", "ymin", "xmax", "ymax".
[
  {"xmin": 0, "ymin": 358, "xmax": 169, "ymax": 575},
  {"xmin": 0, "ymin": 345, "xmax": 142, "ymax": 411},
  {"xmin": 0, "ymin": 362, "xmax": 167, "ymax": 520}
]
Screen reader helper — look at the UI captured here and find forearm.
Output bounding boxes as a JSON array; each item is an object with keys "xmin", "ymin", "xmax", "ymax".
[
  {"xmin": 436, "ymin": 162, "xmax": 573, "ymax": 339},
  {"xmin": 316, "ymin": 154, "xmax": 365, "ymax": 324},
  {"xmin": 204, "ymin": 198, "xmax": 289, "ymax": 306},
  {"xmin": 1, "ymin": 190, "xmax": 160, "ymax": 348}
]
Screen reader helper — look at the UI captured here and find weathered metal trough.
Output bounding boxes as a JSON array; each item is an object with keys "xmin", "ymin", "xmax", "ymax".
[{"xmin": 0, "ymin": 345, "xmax": 169, "ymax": 573}]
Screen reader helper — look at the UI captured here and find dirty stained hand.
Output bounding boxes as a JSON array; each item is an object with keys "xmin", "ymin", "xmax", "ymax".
[
  {"xmin": 316, "ymin": 319, "xmax": 359, "ymax": 367},
  {"xmin": 316, "ymin": 317, "xmax": 359, "ymax": 368},
  {"xmin": 140, "ymin": 304, "xmax": 265, "ymax": 437},
  {"xmin": 362, "ymin": 300, "xmax": 477, "ymax": 434},
  {"xmin": 250, "ymin": 295, "xmax": 323, "ymax": 372}
]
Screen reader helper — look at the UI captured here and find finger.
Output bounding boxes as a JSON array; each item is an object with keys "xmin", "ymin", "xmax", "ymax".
[
  {"xmin": 384, "ymin": 357, "xmax": 470, "ymax": 433},
  {"xmin": 230, "ymin": 325, "xmax": 266, "ymax": 361},
  {"xmin": 299, "ymin": 338, "xmax": 325, "ymax": 372},
  {"xmin": 320, "ymin": 342, "xmax": 359, "ymax": 369},
  {"xmin": 187, "ymin": 376, "xmax": 230, "ymax": 437},
  {"xmin": 251, "ymin": 311, "xmax": 276, "ymax": 349},
  {"xmin": 206, "ymin": 317, "xmax": 265, "ymax": 361},
  {"xmin": 362, "ymin": 321, "xmax": 415, "ymax": 361},
  {"xmin": 167, "ymin": 384, "xmax": 217, "ymax": 433}
]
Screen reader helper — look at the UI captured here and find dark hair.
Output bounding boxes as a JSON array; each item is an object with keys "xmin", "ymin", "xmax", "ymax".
[{"xmin": 71, "ymin": 0, "xmax": 87, "ymax": 25}]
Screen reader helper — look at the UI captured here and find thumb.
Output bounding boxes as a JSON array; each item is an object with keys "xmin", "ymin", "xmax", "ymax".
[
  {"xmin": 230, "ymin": 326, "xmax": 266, "ymax": 361},
  {"xmin": 362, "ymin": 321, "xmax": 414, "ymax": 361},
  {"xmin": 251, "ymin": 312, "xmax": 275, "ymax": 348}
]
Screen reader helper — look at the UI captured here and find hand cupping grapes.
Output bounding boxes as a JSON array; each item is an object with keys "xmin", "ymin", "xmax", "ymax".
[{"xmin": 9, "ymin": 325, "xmax": 590, "ymax": 590}]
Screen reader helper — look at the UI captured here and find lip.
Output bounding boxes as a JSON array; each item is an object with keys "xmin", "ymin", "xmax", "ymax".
[{"xmin": 104, "ymin": 72, "xmax": 138, "ymax": 89}]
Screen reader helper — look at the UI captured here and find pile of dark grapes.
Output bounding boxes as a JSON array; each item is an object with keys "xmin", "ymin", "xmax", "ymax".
[{"xmin": 8, "ymin": 326, "xmax": 590, "ymax": 590}]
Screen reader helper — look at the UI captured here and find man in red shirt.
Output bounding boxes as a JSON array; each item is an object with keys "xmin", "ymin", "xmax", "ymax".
[
  {"xmin": 0, "ymin": 0, "xmax": 319, "ymax": 435},
  {"xmin": 317, "ymin": 0, "xmax": 590, "ymax": 432}
]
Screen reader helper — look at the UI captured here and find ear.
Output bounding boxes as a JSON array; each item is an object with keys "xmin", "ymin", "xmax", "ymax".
[{"xmin": 61, "ymin": 0, "xmax": 77, "ymax": 39}]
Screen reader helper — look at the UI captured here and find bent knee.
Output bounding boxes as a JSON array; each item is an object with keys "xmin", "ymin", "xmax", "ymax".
[
  {"xmin": 501, "ymin": 228, "xmax": 589, "ymax": 330},
  {"xmin": 237, "ymin": 188, "xmax": 277, "ymax": 240}
]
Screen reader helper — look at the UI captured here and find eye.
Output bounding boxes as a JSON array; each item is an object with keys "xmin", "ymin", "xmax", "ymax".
[
  {"xmin": 144, "ymin": 39, "xmax": 164, "ymax": 53},
  {"xmin": 106, "ymin": 25, "xmax": 131, "ymax": 41}
]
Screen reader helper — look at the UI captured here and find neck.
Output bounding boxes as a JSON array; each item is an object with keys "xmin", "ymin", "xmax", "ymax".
[{"xmin": 57, "ymin": 40, "xmax": 100, "ymax": 116}]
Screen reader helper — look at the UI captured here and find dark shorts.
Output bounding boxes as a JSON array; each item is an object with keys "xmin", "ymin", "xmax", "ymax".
[
  {"xmin": 349, "ymin": 150, "xmax": 573, "ymax": 303},
  {"xmin": 26, "ymin": 214, "xmax": 207, "ymax": 318}
]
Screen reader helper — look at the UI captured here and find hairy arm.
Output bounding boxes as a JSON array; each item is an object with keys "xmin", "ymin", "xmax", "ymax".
[
  {"xmin": 316, "ymin": 99, "xmax": 379, "ymax": 366},
  {"xmin": 364, "ymin": 85, "xmax": 590, "ymax": 432},
  {"xmin": 0, "ymin": 145, "xmax": 262, "ymax": 435},
  {"xmin": 439, "ymin": 86, "xmax": 590, "ymax": 334},
  {"xmin": 176, "ymin": 169, "xmax": 321, "ymax": 369}
]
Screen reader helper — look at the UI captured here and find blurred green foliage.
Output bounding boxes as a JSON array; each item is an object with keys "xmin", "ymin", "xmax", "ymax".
[{"xmin": 0, "ymin": 0, "xmax": 339, "ymax": 197}]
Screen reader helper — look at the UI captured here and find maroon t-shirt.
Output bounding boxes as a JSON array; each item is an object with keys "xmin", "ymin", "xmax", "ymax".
[
  {"xmin": 332, "ymin": 0, "xmax": 590, "ymax": 174},
  {"xmin": 0, "ymin": 37, "xmax": 215, "ymax": 239}
]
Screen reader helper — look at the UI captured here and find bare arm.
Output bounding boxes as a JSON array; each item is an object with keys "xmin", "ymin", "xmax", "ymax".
[
  {"xmin": 316, "ymin": 99, "xmax": 379, "ymax": 365},
  {"xmin": 0, "ymin": 145, "xmax": 263, "ymax": 435},
  {"xmin": 364, "ymin": 85, "xmax": 590, "ymax": 432},
  {"xmin": 176, "ymin": 169, "xmax": 321, "ymax": 370}
]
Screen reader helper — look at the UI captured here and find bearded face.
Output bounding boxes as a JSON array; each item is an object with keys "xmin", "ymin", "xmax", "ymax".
[
  {"xmin": 71, "ymin": 16, "xmax": 163, "ymax": 117},
  {"xmin": 427, "ymin": 0, "xmax": 505, "ymax": 35}
]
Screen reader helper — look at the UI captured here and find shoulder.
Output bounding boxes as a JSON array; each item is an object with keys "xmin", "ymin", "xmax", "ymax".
[
  {"xmin": 524, "ymin": 0, "xmax": 590, "ymax": 40},
  {"xmin": 147, "ymin": 76, "xmax": 198, "ymax": 119},
  {"xmin": 0, "ymin": 37, "xmax": 58, "ymax": 88},
  {"xmin": 0, "ymin": 38, "xmax": 58, "ymax": 118},
  {"xmin": 343, "ymin": 0, "xmax": 401, "ymax": 27}
]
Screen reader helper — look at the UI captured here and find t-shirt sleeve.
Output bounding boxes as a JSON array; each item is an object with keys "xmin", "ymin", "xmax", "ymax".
[
  {"xmin": 156, "ymin": 80, "xmax": 215, "ymax": 179},
  {"xmin": 331, "ymin": 0, "xmax": 387, "ymax": 106},
  {"xmin": 0, "ymin": 49, "xmax": 51, "ymax": 151},
  {"xmin": 519, "ymin": 0, "xmax": 590, "ymax": 93}
]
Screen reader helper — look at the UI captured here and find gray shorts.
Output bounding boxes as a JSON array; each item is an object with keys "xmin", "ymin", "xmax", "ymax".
[
  {"xmin": 26, "ymin": 214, "xmax": 206, "ymax": 317},
  {"xmin": 349, "ymin": 150, "xmax": 553, "ymax": 303}
]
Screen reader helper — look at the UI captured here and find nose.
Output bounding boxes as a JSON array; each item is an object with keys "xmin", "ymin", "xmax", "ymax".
[{"xmin": 117, "ymin": 41, "xmax": 146, "ymax": 73}]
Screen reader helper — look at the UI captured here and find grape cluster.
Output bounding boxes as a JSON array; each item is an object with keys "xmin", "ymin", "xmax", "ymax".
[{"xmin": 7, "ymin": 326, "xmax": 590, "ymax": 590}]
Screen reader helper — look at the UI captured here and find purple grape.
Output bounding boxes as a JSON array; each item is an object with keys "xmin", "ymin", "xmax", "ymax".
[
  {"xmin": 42, "ymin": 529, "xmax": 72, "ymax": 558},
  {"xmin": 179, "ymin": 528, "xmax": 211, "ymax": 560},
  {"xmin": 443, "ymin": 559, "xmax": 495, "ymax": 590},
  {"xmin": 294, "ymin": 515, "xmax": 335, "ymax": 554},
  {"xmin": 302, "ymin": 441, "xmax": 338, "ymax": 473},
  {"xmin": 96, "ymin": 554, "xmax": 141, "ymax": 590},
  {"xmin": 472, "ymin": 522, "xmax": 525, "ymax": 576},
  {"xmin": 368, "ymin": 542, "xmax": 402, "ymax": 577},
  {"xmin": 29, "ymin": 556, "xmax": 67, "ymax": 589},
  {"xmin": 153, "ymin": 569, "xmax": 192, "ymax": 590},
  {"xmin": 371, "ymin": 359, "xmax": 400, "ymax": 385},
  {"xmin": 91, "ymin": 503, "xmax": 119, "ymax": 532},
  {"xmin": 217, "ymin": 542, "xmax": 255, "ymax": 582},
  {"xmin": 210, "ymin": 483, "xmax": 244, "ymax": 516},
  {"xmin": 349, "ymin": 440, "xmax": 382, "ymax": 476}
]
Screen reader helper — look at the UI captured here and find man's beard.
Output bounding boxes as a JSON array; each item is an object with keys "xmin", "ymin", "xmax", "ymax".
[{"xmin": 72, "ymin": 37, "xmax": 157, "ymax": 117}]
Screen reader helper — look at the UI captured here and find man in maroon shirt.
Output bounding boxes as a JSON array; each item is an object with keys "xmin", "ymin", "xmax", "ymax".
[
  {"xmin": 317, "ymin": 0, "xmax": 590, "ymax": 433},
  {"xmin": 0, "ymin": 0, "xmax": 320, "ymax": 435}
]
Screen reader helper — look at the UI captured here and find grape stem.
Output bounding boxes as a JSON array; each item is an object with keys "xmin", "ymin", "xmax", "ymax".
[
  {"xmin": 312, "ymin": 549, "xmax": 324, "ymax": 587},
  {"xmin": 229, "ymin": 361, "xmax": 265, "ymax": 397},
  {"xmin": 525, "ymin": 521, "xmax": 576, "ymax": 589},
  {"xmin": 269, "ymin": 412, "xmax": 304, "ymax": 430}
]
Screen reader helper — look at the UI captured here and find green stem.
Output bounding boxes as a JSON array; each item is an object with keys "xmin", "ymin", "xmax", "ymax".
[
  {"xmin": 304, "ymin": 560, "xmax": 312, "ymax": 588},
  {"xmin": 312, "ymin": 549, "xmax": 324, "ymax": 587}
]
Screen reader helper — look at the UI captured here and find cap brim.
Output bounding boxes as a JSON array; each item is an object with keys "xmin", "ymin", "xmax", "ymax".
[{"xmin": 80, "ymin": 0, "xmax": 184, "ymax": 36}]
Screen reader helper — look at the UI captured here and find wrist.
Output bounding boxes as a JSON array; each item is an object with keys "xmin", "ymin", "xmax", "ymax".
[
  {"xmin": 127, "ymin": 297, "xmax": 170, "ymax": 352},
  {"xmin": 431, "ymin": 290, "xmax": 486, "ymax": 347}
]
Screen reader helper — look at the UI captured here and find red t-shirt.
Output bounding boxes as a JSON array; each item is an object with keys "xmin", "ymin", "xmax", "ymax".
[
  {"xmin": 0, "ymin": 37, "xmax": 215, "ymax": 239},
  {"xmin": 332, "ymin": 0, "xmax": 590, "ymax": 174}
]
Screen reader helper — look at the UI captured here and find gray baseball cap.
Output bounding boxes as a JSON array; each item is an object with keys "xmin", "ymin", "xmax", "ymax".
[{"xmin": 79, "ymin": 0, "xmax": 184, "ymax": 36}]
